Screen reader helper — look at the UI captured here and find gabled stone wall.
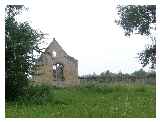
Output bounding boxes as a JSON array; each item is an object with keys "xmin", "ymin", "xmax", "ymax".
[{"xmin": 32, "ymin": 38, "xmax": 80, "ymax": 86}]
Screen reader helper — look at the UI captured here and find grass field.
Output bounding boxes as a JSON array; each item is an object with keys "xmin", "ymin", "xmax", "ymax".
[{"xmin": 6, "ymin": 83, "xmax": 156, "ymax": 118}]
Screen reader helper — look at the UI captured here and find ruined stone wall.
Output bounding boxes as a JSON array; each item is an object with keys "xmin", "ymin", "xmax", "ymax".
[
  {"xmin": 32, "ymin": 64, "xmax": 53, "ymax": 84},
  {"xmin": 32, "ymin": 38, "xmax": 80, "ymax": 86}
]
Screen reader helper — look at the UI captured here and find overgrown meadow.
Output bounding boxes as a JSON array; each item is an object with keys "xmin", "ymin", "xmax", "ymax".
[{"xmin": 6, "ymin": 82, "xmax": 156, "ymax": 118}]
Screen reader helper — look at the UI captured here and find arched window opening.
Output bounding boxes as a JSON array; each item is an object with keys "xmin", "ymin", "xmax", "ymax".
[
  {"xmin": 53, "ymin": 63, "xmax": 64, "ymax": 81},
  {"xmin": 52, "ymin": 51, "xmax": 57, "ymax": 57}
]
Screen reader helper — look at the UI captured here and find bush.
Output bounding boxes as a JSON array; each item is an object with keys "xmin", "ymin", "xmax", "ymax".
[
  {"xmin": 134, "ymin": 85, "xmax": 145, "ymax": 92},
  {"xmin": 17, "ymin": 84, "xmax": 54, "ymax": 105}
]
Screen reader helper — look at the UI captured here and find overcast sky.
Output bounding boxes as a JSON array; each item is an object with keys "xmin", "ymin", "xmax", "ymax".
[{"xmin": 3, "ymin": 0, "xmax": 157, "ymax": 76}]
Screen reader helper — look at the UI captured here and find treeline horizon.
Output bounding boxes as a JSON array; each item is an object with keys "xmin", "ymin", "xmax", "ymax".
[{"xmin": 79, "ymin": 68, "xmax": 156, "ymax": 84}]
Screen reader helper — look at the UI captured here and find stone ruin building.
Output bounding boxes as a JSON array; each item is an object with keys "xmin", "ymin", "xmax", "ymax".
[{"xmin": 32, "ymin": 38, "xmax": 80, "ymax": 86}]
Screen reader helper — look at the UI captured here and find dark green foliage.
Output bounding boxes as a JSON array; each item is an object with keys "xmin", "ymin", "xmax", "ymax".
[
  {"xmin": 116, "ymin": 5, "xmax": 156, "ymax": 69},
  {"xmin": 138, "ymin": 41, "xmax": 156, "ymax": 69},
  {"xmin": 5, "ymin": 5, "xmax": 45, "ymax": 100},
  {"xmin": 17, "ymin": 85, "xmax": 54, "ymax": 105},
  {"xmin": 116, "ymin": 5, "xmax": 156, "ymax": 36}
]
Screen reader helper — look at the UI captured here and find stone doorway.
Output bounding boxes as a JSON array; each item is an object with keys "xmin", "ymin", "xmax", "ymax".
[{"xmin": 53, "ymin": 63, "xmax": 64, "ymax": 81}]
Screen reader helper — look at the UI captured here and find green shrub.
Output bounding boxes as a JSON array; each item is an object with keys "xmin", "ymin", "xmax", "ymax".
[
  {"xmin": 17, "ymin": 84, "xmax": 54, "ymax": 105},
  {"xmin": 134, "ymin": 86, "xmax": 145, "ymax": 92}
]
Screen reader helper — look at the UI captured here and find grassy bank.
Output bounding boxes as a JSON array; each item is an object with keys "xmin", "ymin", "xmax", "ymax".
[{"xmin": 6, "ymin": 83, "xmax": 156, "ymax": 118}]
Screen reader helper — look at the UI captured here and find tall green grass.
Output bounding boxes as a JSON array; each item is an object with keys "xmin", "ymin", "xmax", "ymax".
[
  {"xmin": 16, "ymin": 84, "xmax": 55, "ymax": 105},
  {"xmin": 6, "ymin": 83, "xmax": 156, "ymax": 118}
]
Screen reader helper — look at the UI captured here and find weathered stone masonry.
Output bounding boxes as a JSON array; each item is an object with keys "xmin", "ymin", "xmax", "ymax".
[{"xmin": 32, "ymin": 38, "xmax": 80, "ymax": 86}]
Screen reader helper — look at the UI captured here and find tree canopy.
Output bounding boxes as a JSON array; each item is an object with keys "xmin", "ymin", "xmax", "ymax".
[
  {"xmin": 5, "ymin": 5, "xmax": 45, "ymax": 100},
  {"xmin": 116, "ymin": 5, "xmax": 156, "ymax": 69},
  {"xmin": 116, "ymin": 5, "xmax": 156, "ymax": 36}
]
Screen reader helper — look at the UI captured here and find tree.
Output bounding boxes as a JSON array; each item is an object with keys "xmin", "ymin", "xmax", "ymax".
[
  {"xmin": 131, "ymin": 69, "xmax": 146, "ymax": 79},
  {"xmin": 116, "ymin": 5, "xmax": 156, "ymax": 69},
  {"xmin": 5, "ymin": 5, "xmax": 45, "ymax": 100}
]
